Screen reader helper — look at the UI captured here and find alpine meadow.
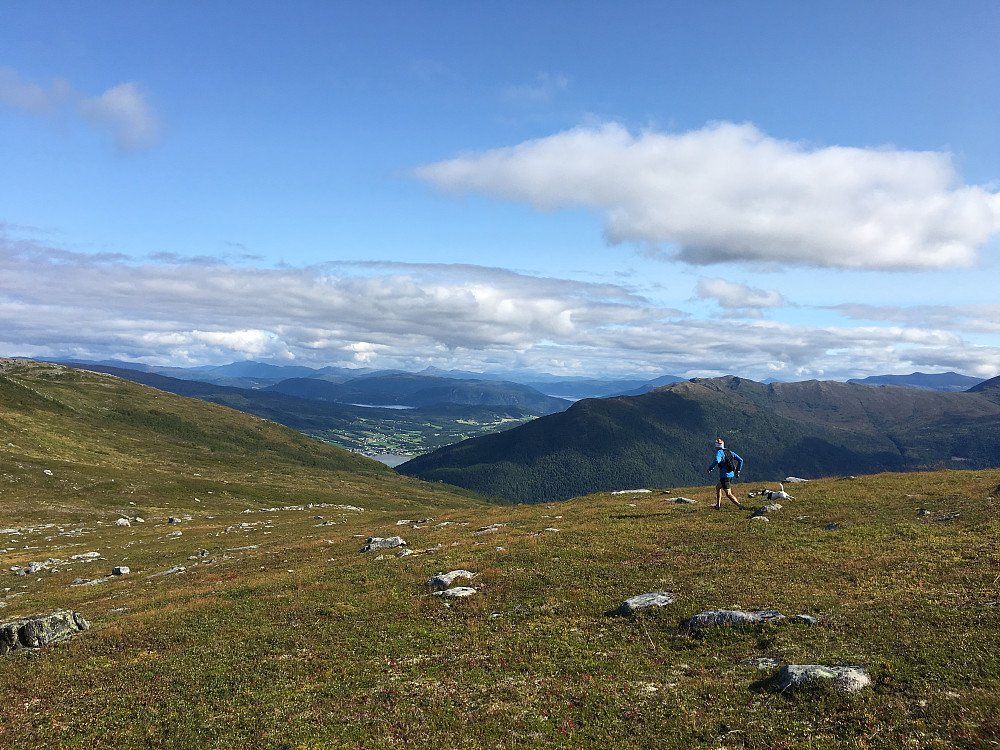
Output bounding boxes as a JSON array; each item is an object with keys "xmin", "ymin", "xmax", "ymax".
[{"xmin": 5, "ymin": 4, "xmax": 1000, "ymax": 749}]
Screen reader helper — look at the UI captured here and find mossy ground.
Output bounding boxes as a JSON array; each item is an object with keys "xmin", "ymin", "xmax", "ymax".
[
  {"xmin": 2, "ymin": 361, "xmax": 999, "ymax": 748},
  {"xmin": 2, "ymin": 469, "xmax": 999, "ymax": 749}
]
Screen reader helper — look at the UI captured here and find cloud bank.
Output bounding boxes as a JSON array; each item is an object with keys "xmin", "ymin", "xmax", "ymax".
[
  {"xmin": 0, "ymin": 66, "xmax": 160, "ymax": 151},
  {"xmin": 3, "ymin": 235, "xmax": 999, "ymax": 380},
  {"xmin": 415, "ymin": 122, "xmax": 1000, "ymax": 270}
]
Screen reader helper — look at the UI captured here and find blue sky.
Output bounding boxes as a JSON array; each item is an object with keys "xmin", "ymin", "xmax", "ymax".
[{"xmin": 3, "ymin": 1, "xmax": 1000, "ymax": 381}]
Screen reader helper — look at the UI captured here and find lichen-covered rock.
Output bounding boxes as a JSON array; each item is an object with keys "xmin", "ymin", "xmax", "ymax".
[
  {"xmin": 617, "ymin": 592, "xmax": 677, "ymax": 615},
  {"xmin": 425, "ymin": 570, "xmax": 476, "ymax": 591},
  {"xmin": 682, "ymin": 609, "xmax": 785, "ymax": 634},
  {"xmin": 361, "ymin": 536, "xmax": 406, "ymax": 553},
  {"xmin": 777, "ymin": 665, "xmax": 870, "ymax": 692},
  {"xmin": 433, "ymin": 587, "xmax": 477, "ymax": 598},
  {"xmin": 0, "ymin": 611, "xmax": 91, "ymax": 654}
]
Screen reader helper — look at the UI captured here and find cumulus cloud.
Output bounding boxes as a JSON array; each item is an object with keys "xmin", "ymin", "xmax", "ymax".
[
  {"xmin": 415, "ymin": 122, "xmax": 1000, "ymax": 270},
  {"xmin": 696, "ymin": 278, "xmax": 789, "ymax": 317},
  {"xmin": 0, "ymin": 67, "xmax": 161, "ymax": 151},
  {"xmin": 78, "ymin": 82, "xmax": 160, "ymax": 150}
]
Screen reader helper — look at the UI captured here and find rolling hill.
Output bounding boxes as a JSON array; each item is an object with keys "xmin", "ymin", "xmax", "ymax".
[
  {"xmin": 399, "ymin": 376, "xmax": 1000, "ymax": 503},
  {"xmin": 2, "ymin": 357, "xmax": 1000, "ymax": 747},
  {"xmin": 54, "ymin": 362, "xmax": 542, "ymax": 457}
]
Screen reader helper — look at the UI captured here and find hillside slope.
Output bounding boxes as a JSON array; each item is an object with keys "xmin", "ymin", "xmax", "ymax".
[
  {"xmin": 0, "ymin": 359, "xmax": 488, "ymax": 521},
  {"xmin": 399, "ymin": 376, "xmax": 1000, "ymax": 502}
]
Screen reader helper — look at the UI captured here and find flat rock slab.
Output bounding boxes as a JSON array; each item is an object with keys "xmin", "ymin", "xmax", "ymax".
[
  {"xmin": 425, "ymin": 570, "xmax": 476, "ymax": 592},
  {"xmin": 361, "ymin": 536, "xmax": 406, "ymax": 553},
  {"xmin": 682, "ymin": 609, "xmax": 785, "ymax": 634},
  {"xmin": 618, "ymin": 592, "xmax": 677, "ymax": 615},
  {"xmin": 433, "ymin": 587, "xmax": 477, "ymax": 598},
  {"xmin": 752, "ymin": 503, "xmax": 782, "ymax": 518},
  {"xmin": 0, "ymin": 611, "xmax": 91, "ymax": 654},
  {"xmin": 777, "ymin": 665, "xmax": 870, "ymax": 692},
  {"xmin": 674, "ymin": 497, "xmax": 697, "ymax": 504}
]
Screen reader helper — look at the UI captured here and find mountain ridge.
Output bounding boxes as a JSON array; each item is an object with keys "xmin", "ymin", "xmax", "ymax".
[{"xmin": 399, "ymin": 375, "xmax": 1000, "ymax": 502}]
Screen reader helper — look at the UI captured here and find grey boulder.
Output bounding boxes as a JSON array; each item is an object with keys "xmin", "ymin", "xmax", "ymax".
[
  {"xmin": 617, "ymin": 592, "xmax": 677, "ymax": 615},
  {"xmin": 361, "ymin": 536, "xmax": 406, "ymax": 553},
  {"xmin": 425, "ymin": 570, "xmax": 476, "ymax": 592},
  {"xmin": 777, "ymin": 665, "xmax": 870, "ymax": 692},
  {"xmin": 682, "ymin": 609, "xmax": 785, "ymax": 634},
  {"xmin": 0, "ymin": 611, "xmax": 91, "ymax": 654}
]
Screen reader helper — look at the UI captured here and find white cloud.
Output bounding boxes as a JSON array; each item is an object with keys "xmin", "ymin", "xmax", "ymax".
[
  {"xmin": 0, "ymin": 66, "xmax": 72, "ymax": 114},
  {"xmin": 696, "ymin": 278, "xmax": 789, "ymax": 317},
  {"xmin": 0, "ymin": 67, "xmax": 161, "ymax": 151},
  {"xmin": 415, "ymin": 122, "xmax": 1000, "ymax": 270},
  {"xmin": 505, "ymin": 72, "xmax": 569, "ymax": 103},
  {"xmin": 79, "ymin": 82, "xmax": 160, "ymax": 151},
  {"xmin": 2, "ymin": 236, "xmax": 999, "ymax": 381}
]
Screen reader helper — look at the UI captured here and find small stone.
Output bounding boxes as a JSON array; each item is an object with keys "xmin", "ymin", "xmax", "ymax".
[
  {"xmin": 777, "ymin": 665, "xmax": 870, "ymax": 692},
  {"xmin": 739, "ymin": 657, "xmax": 780, "ymax": 670},
  {"xmin": 43, "ymin": 470, "xmax": 53, "ymax": 476},
  {"xmin": 114, "ymin": 518, "xmax": 131, "ymax": 527},
  {"xmin": 823, "ymin": 523, "xmax": 839, "ymax": 531},
  {"xmin": 750, "ymin": 516, "xmax": 769, "ymax": 522},
  {"xmin": 918, "ymin": 509, "xmax": 932, "ymax": 517},
  {"xmin": 752, "ymin": 503, "xmax": 782, "ymax": 517},
  {"xmin": 794, "ymin": 614, "xmax": 818, "ymax": 625},
  {"xmin": 395, "ymin": 549, "xmax": 414, "ymax": 558},
  {"xmin": 168, "ymin": 517, "xmax": 181, "ymax": 524},
  {"xmin": 674, "ymin": 497, "xmax": 697, "ymax": 504},
  {"xmin": 783, "ymin": 477, "xmax": 809, "ymax": 483},
  {"xmin": 617, "ymin": 591, "xmax": 677, "ymax": 615},
  {"xmin": 938, "ymin": 513, "xmax": 960, "ymax": 522},
  {"xmin": 112, "ymin": 566, "xmax": 130, "ymax": 576},
  {"xmin": 166, "ymin": 531, "xmax": 182, "ymax": 538}
]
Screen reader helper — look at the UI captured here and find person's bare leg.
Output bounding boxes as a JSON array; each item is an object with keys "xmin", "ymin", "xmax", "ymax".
[
  {"xmin": 725, "ymin": 488, "xmax": 744, "ymax": 509},
  {"xmin": 713, "ymin": 482, "xmax": 724, "ymax": 509}
]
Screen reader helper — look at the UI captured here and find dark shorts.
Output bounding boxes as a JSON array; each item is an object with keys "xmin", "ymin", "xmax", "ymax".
[{"xmin": 717, "ymin": 476, "xmax": 732, "ymax": 490}]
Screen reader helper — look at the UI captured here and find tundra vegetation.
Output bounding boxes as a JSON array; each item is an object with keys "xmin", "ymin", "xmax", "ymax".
[{"xmin": 1, "ymin": 360, "xmax": 999, "ymax": 748}]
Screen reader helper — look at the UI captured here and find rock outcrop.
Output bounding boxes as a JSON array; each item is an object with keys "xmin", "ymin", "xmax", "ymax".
[
  {"xmin": 0, "ymin": 611, "xmax": 91, "ymax": 654},
  {"xmin": 777, "ymin": 664, "xmax": 870, "ymax": 692},
  {"xmin": 682, "ymin": 609, "xmax": 785, "ymax": 634}
]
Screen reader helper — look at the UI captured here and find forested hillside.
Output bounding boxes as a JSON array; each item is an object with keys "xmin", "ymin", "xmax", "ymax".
[{"xmin": 399, "ymin": 376, "xmax": 1000, "ymax": 502}]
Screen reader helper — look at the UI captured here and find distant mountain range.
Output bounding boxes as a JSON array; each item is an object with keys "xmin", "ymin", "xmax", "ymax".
[
  {"xmin": 847, "ymin": 371, "xmax": 983, "ymax": 392},
  {"xmin": 263, "ymin": 373, "xmax": 570, "ymax": 413},
  {"xmin": 399, "ymin": 375, "xmax": 1000, "ymax": 503}
]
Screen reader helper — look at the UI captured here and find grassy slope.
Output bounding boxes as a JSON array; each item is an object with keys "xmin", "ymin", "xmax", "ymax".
[{"xmin": 2, "ymin": 361, "xmax": 1000, "ymax": 748}]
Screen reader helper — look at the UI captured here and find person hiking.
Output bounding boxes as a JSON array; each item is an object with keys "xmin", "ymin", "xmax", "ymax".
[{"xmin": 706, "ymin": 438, "xmax": 745, "ymax": 510}]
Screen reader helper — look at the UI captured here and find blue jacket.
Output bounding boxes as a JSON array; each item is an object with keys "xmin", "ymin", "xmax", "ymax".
[{"xmin": 709, "ymin": 448, "xmax": 743, "ymax": 479}]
